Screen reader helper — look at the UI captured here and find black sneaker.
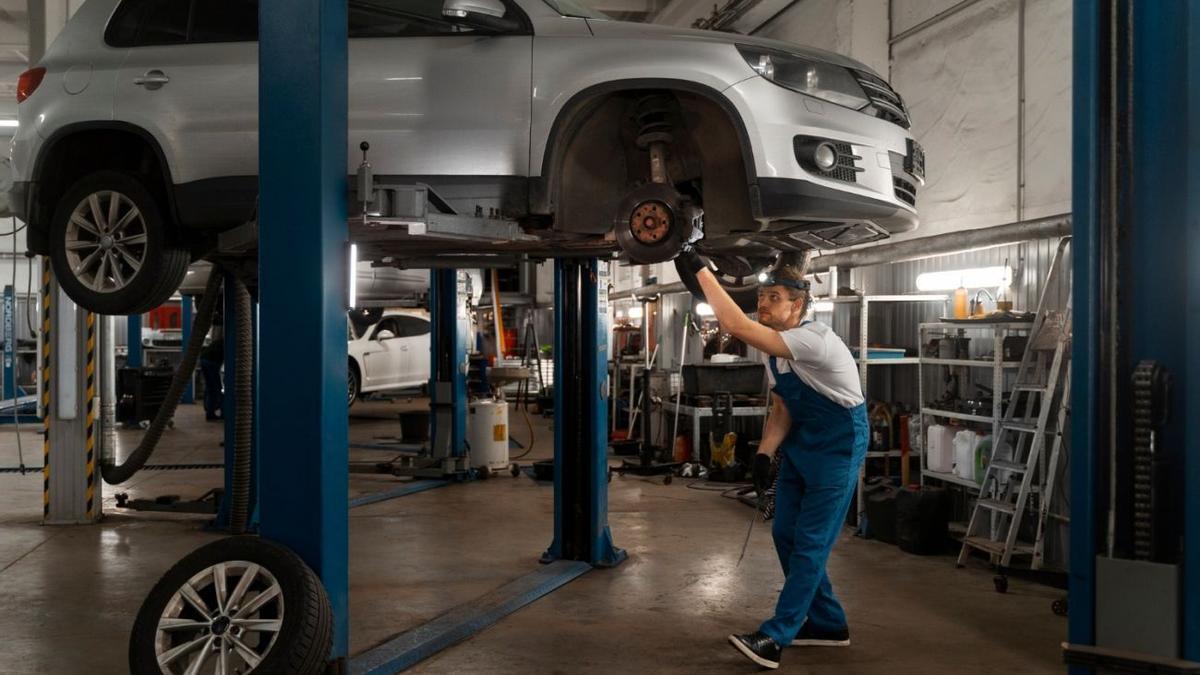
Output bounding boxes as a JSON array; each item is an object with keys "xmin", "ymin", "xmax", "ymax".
[
  {"xmin": 728, "ymin": 631, "xmax": 781, "ymax": 669},
  {"xmin": 790, "ymin": 623, "xmax": 851, "ymax": 647}
]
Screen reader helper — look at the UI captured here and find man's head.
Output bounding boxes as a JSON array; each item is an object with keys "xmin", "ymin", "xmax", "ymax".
[{"xmin": 756, "ymin": 263, "xmax": 811, "ymax": 331}]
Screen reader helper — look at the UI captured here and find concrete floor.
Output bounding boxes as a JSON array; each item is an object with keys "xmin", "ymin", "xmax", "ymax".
[{"xmin": 0, "ymin": 398, "xmax": 1065, "ymax": 673}]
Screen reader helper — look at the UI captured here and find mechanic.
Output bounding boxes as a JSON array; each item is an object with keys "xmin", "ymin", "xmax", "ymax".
[{"xmin": 677, "ymin": 249, "xmax": 868, "ymax": 670}]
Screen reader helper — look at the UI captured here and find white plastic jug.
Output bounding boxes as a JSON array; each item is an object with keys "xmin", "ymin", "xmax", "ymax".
[
  {"xmin": 954, "ymin": 430, "xmax": 980, "ymax": 481},
  {"xmin": 926, "ymin": 425, "xmax": 955, "ymax": 473}
]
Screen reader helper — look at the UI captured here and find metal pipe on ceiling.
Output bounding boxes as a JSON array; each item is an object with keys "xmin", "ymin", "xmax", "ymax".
[
  {"xmin": 807, "ymin": 213, "xmax": 1071, "ymax": 273},
  {"xmin": 889, "ymin": 0, "xmax": 987, "ymax": 45}
]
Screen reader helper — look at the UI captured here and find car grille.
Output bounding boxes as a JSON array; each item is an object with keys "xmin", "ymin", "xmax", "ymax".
[
  {"xmin": 855, "ymin": 71, "xmax": 911, "ymax": 129},
  {"xmin": 893, "ymin": 177, "xmax": 917, "ymax": 206}
]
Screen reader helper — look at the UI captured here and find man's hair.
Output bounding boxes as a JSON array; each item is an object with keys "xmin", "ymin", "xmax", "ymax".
[{"xmin": 767, "ymin": 263, "xmax": 812, "ymax": 308}]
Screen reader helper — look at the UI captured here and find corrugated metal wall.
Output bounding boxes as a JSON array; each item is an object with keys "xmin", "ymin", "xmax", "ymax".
[{"xmin": 830, "ymin": 235, "xmax": 1071, "ymax": 409}]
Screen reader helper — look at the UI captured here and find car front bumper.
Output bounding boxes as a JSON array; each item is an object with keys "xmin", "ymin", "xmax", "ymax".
[{"xmin": 723, "ymin": 75, "xmax": 923, "ymax": 235}]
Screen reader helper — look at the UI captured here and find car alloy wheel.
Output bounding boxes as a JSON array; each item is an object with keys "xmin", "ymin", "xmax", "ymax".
[
  {"xmin": 152, "ymin": 561, "xmax": 284, "ymax": 674},
  {"xmin": 130, "ymin": 537, "xmax": 333, "ymax": 675},
  {"xmin": 63, "ymin": 190, "xmax": 148, "ymax": 295},
  {"xmin": 49, "ymin": 171, "xmax": 190, "ymax": 315}
]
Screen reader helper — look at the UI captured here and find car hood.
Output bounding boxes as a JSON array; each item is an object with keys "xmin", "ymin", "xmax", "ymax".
[{"xmin": 583, "ymin": 19, "xmax": 880, "ymax": 78}]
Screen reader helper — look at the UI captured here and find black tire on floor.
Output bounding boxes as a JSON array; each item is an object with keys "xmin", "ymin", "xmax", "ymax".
[
  {"xmin": 129, "ymin": 536, "xmax": 333, "ymax": 675},
  {"xmin": 49, "ymin": 171, "xmax": 190, "ymax": 315}
]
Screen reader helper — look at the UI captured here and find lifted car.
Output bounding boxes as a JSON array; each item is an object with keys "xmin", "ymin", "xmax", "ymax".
[{"xmin": 11, "ymin": 0, "xmax": 922, "ymax": 314}]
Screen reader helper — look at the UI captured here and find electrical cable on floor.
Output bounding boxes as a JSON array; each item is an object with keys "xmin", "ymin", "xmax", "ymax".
[
  {"xmin": 509, "ymin": 378, "xmax": 536, "ymax": 461},
  {"xmin": 509, "ymin": 404, "xmax": 536, "ymax": 460}
]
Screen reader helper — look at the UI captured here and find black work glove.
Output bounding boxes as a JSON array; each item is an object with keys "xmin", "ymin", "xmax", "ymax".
[
  {"xmin": 752, "ymin": 452, "xmax": 773, "ymax": 496},
  {"xmin": 675, "ymin": 246, "xmax": 710, "ymax": 277}
]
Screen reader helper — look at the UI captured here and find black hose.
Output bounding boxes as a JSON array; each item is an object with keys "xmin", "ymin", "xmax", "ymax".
[
  {"xmin": 229, "ymin": 275, "xmax": 253, "ymax": 534},
  {"xmin": 100, "ymin": 271, "xmax": 224, "ymax": 484}
]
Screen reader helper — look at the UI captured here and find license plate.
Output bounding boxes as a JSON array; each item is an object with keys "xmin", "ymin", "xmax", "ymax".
[{"xmin": 905, "ymin": 139, "xmax": 925, "ymax": 180}]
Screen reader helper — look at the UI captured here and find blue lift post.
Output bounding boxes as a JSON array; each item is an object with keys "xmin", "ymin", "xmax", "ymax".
[
  {"xmin": 126, "ymin": 313, "xmax": 142, "ymax": 368},
  {"xmin": 1071, "ymin": 0, "xmax": 1200, "ymax": 666},
  {"xmin": 544, "ymin": 259, "xmax": 625, "ymax": 567},
  {"xmin": 259, "ymin": 0, "xmax": 350, "ymax": 664},
  {"xmin": 180, "ymin": 294, "xmax": 193, "ymax": 404},
  {"xmin": 429, "ymin": 269, "xmax": 468, "ymax": 471},
  {"xmin": 3, "ymin": 285, "xmax": 16, "ymax": 400}
]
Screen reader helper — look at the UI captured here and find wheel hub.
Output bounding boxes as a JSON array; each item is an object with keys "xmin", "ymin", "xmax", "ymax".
[
  {"xmin": 629, "ymin": 200, "xmax": 672, "ymax": 245},
  {"xmin": 99, "ymin": 234, "xmax": 115, "ymax": 250},
  {"xmin": 211, "ymin": 615, "xmax": 231, "ymax": 636}
]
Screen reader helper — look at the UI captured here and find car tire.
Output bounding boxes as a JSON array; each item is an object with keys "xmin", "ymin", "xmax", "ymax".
[
  {"xmin": 677, "ymin": 253, "xmax": 772, "ymax": 312},
  {"xmin": 348, "ymin": 363, "xmax": 361, "ymax": 408},
  {"xmin": 128, "ymin": 536, "xmax": 333, "ymax": 675},
  {"xmin": 49, "ymin": 171, "xmax": 190, "ymax": 315}
]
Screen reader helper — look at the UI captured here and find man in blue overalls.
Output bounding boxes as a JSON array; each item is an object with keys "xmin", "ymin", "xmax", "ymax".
[{"xmin": 678, "ymin": 251, "xmax": 869, "ymax": 670}]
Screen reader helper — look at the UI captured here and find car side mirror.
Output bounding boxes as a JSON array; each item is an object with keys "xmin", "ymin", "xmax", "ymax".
[
  {"xmin": 376, "ymin": 329, "xmax": 396, "ymax": 340},
  {"xmin": 443, "ymin": 0, "xmax": 521, "ymax": 32}
]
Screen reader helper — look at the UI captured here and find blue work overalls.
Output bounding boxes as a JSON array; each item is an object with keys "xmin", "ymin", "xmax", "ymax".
[{"xmin": 760, "ymin": 351, "xmax": 869, "ymax": 645}]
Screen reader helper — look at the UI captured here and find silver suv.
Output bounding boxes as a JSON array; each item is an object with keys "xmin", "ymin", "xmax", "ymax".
[{"xmin": 11, "ymin": 0, "xmax": 923, "ymax": 314}]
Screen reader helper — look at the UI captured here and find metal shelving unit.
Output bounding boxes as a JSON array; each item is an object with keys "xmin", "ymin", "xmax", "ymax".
[
  {"xmin": 830, "ymin": 294, "xmax": 947, "ymax": 523},
  {"xmin": 917, "ymin": 321, "xmax": 1033, "ymax": 491}
]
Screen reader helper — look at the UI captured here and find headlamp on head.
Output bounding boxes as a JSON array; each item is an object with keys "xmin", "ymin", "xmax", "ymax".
[{"xmin": 759, "ymin": 276, "xmax": 811, "ymax": 292}]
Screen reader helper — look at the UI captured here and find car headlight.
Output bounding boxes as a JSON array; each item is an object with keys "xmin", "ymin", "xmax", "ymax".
[{"xmin": 736, "ymin": 45, "xmax": 869, "ymax": 110}]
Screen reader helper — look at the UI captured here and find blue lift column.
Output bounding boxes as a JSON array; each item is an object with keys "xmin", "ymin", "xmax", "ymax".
[
  {"xmin": 180, "ymin": 294, "xmax": 193, "ymax": 404},
  {"xmin": 428, "ymin": 269, "xmax": 468, "ymax": 473},
  {"xmin": 544, "ymin": 259, "xmax": 625, "ymax": 567},
  {"xmin": 258, "ymin": 0, "xmax": 350, "ymax": 663},
  {"xmin": 1070, "ymin": 1, "xmax": 1200, "ymax": 668},
  {"xmin": 126, "ymin": 313, "xmax": 142, "ymax": 368}
]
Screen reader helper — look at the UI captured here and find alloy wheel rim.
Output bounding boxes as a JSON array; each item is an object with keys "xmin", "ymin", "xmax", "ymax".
[
  {"xmin": 64, "ymin": 190, "xmax": 148, "ymax": 294},
  {"xmin": 154, "ymin": 561, "xmax": 284, "ymax": 674}
]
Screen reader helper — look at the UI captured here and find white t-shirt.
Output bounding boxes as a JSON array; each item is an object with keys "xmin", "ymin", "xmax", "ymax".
[{"xmin": 763, "ymin": 321, "xmax": 865, "ymax": 409}]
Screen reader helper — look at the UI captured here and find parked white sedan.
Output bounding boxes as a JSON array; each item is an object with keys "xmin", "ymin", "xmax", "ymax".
[{"xmin": 347, "ymin": 310, "xmax": 431, "ymax": 406}]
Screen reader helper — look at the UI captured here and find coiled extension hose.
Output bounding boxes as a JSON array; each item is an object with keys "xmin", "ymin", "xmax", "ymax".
[{"xmin": 101, "ymin": 268, "xmax": 256, "ymax": 534}]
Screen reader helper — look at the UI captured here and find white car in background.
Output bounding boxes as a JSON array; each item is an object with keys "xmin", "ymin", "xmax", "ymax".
[{"xmin": 347, "ymin": 309, "xmax": 432, "ymax": 406}]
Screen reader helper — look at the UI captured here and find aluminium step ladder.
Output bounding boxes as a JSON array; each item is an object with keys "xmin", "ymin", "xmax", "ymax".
[{"xmin": 958, "ymin": 237, "xmax": 1072, "ymax": 573}]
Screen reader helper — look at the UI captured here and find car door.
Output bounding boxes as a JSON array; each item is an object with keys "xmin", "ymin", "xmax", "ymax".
[
  {"xmin": 348, "ymin": 0, "xmax": 534, "ymax": 180},
  {"xmin": 394, "ymin": 315, "xmax": 432, "ymax": 386},
  {"xmin": 364, "ymin": 317, "xmax": 403, "ymax": 389},
  {"xmin": 111, "ymin": 0, "xmax": 259, "ymax": 208}
]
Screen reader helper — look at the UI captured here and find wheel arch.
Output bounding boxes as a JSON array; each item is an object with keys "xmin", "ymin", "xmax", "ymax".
[
  {"xmin": 532, "ymin": 77, "xmax": 758, "ymax": 236},
  {"xmin": 29, "ymin": 122, "xmax": 179, "ymax": 254},
  {"xmin": 531, "ymin": 78, "xmax": 760, "ymax": 236}
]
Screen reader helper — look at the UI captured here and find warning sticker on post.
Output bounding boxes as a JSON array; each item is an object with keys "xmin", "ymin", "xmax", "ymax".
[{"xmin": 597, "ymin": 263, "xmax": 609, "ymax": 314}]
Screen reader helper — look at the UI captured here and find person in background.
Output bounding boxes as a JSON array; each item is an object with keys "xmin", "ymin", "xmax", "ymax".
[{"xmin": 199, "ymin": 324, "xmax": 224, "ymax": 422}]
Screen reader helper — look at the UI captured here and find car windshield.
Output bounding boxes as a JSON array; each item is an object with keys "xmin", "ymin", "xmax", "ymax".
[{"xmin": 541, "ymin": 0, "xmax": 610, "ymax": 19}]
